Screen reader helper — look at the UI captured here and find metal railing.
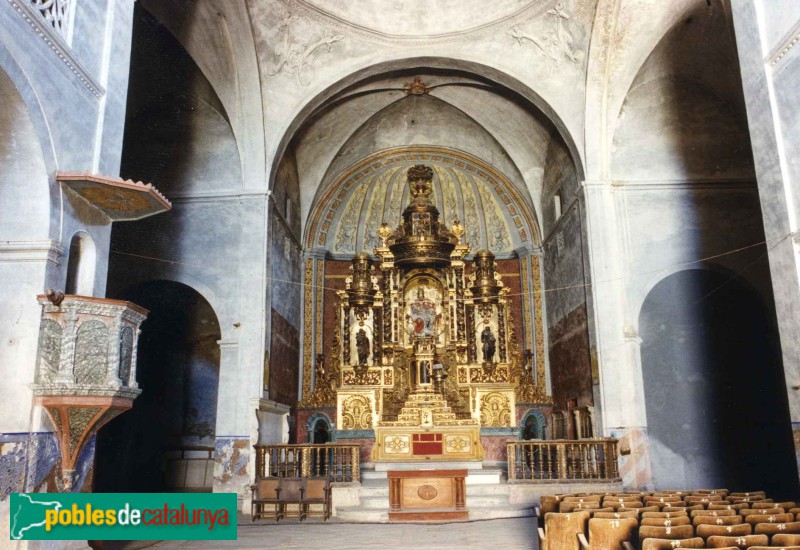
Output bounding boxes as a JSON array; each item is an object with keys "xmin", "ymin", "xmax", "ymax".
[
  {"xmin": 506, "ymin": 439, "xmax": 620, "ymax": 481},
  {"xmin": 254, "ymin": 444, "xmax": 361, "ymax": 482}
]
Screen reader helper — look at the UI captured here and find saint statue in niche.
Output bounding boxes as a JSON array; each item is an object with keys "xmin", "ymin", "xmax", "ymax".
[
  {"xmin": 356, "ymin": 328, "xmax": 370, "ymax": 366},
  {"xmin": 481, "ymin": 326, "xmax": 496, "ymax": 364}
]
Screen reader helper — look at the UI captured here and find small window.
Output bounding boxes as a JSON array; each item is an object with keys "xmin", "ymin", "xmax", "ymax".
[{"xmin": 554, "ymin": 193, "xmax": 562, "ymax": 219}]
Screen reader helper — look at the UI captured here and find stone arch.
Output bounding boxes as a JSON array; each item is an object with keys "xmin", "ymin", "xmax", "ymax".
[
  {"xmin": 94, "ymin": 280, "xmax": 222, "ymax": 493},
  {"xmin": 305, "ymin": 412, "xmax": 334, "ymax": 443},
  {"xmin": 639, "ymin": 268, "xmax": 797, "ymax": 496},
  {"xmin": 65, "ymin": 231, "xmax": 97, "ymax": 296},
  {"xmin": 0, "ymin": 56, "xmax": 55, "ymax": 242},
  {"xmin": 268, "ymin": 56, "xmax": 586, "ymax": 195},
  {"xmin": 519, "ymin": 409, "xmax": 546, "ymax": 440}
]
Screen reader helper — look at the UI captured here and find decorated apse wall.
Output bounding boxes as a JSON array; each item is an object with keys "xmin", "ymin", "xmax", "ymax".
[
  {"xmin": 299, "ymin": 148, "xmax": 549, "ymax": 424},
  {"xmin": 305, "ymin": 147, "xmax": 538, "ymax": 258}
]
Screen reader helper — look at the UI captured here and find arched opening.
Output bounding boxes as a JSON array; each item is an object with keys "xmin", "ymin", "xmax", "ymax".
[
  {"xmin": 519, "ymin": 409, "xmax": 545, "ymax": 441},
  {"xmin": 640, "ymin": 269, "xmax": 797, "ymax": 496},
  {"xmin": 308, "ymin": 415, "xmax": 332, "ymax": 444},
  {"xmin": 65, "ymin": 232, "xmax": 96, "ymax": 296},
  {"xmin": 94, "ymin": 280, "xmax": 221, "ymax": 493}
]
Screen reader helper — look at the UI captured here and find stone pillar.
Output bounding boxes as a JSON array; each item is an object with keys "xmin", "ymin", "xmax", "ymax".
[
  {"xmin": 213, "ymin": 337, "xmax": 251, "ymax": 506},
  {"xmin": 582, "ymin": 180, "xmax": 652, "ymax": 489},
  {"xmin": 731, "ymin": 0, "xmax": 800, "ymax": 480}
]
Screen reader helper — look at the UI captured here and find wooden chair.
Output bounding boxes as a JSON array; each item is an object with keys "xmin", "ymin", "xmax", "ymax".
[
  {"xmin": 564, "ymin": 495, "xmax": 603, "ymax": 503},
  {"xmin": 705, "ymin": 534, "xmax": 768, "ymax": 548},
  {"xmin": 593, "ymin": 510, "xmax": 640, "ymax": 520},
  {"xmin": 690, "ymin": 509, "xmax": 737, "ymax": 518},
  {"xmin": 666, "ymin": 505, "xmax": 705, "ymax": 513},
  {"xmin": 752, "ymin": 500, "xmax": 789, "ymax": 509},
  {"xmin": 693, "ymin": 515, "xmax": 744, "ymax": 527},
  {"xmin": 561, "ymin": 501, "xmax": 603, "ymax": 513},
  {"xmin": 640, "ymin": 537, "xmax": 705, "ymax": 550},
  {"xmin": 747, "ymin": 547, "xmax": 800, "ymax": 550},
  {"xmin": 607, "ymin": 501, "xmax": 644, "ymax": 511},
  {"xmin": 773, "ymin": 533, "xmax": 800, "ymax": 546},
  {"xmin": 250, "ymin": 477, "xmax": 282, "ymax": 521},
  {"xmin": 538, "ymin": 511, "xmax": 590, "ymax": 550},
  {"xmin": 695, "ymin": 522, "xmax": 752, "ymax": 540},
  {"xmin": 641, "ymin": 516, "xmax": 692, "ymax": 527},
  {"xmin": 754, "ymin": 520, "xmax": 800, "ymax": 538},
  {"xmin": 577, "ymin": 517, "xmax": 638, "ymax": 550},
  {"xmin": 638, "ymin": 524, "xmax": 695, "ymax": 547},
  {"xmin": 537, "ymin": 495, "xmax": 564, "ymax": 517},
  {"xmin": 741, "ymin": 507, "xmax": 784, "ymax": 518},
  {"xmin": 744, "ymin": 512, "xmax": 794, "ymax": 526},
  {"xmin": 302, "ymin": 477, "xmax": 331, "ymax": 521},
  {"xmin": 695, "ymin": 489, "xmax": 729, "ymax": 496},
  {"xmin": 709, "ymin": 503, "xmax": 749, "ymax": 512},
  {"xmin": 646, "ymin": 496, "xmax": 683, "ymax": 505},
  {"xmin": 728, "ymin": 491, "xmax": 767, "ymax": 498},
  {"xmin": 279, "ymin": 478, "xmax": 306, "ymax": 520},
  {"xmin": 642, "ymin": 511, "xmax": 689, "ymax": 519}
]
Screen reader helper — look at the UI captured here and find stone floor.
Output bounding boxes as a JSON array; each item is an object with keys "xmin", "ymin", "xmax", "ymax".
[{"xmin": 145, "ymin": 517, "xmax": 539, "ymax": 550}]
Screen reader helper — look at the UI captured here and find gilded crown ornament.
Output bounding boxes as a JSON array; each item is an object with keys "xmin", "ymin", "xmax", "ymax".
[
  {"xmin": 388, "ymin": 165, "xmax": 457, "ymax": 268},
  {"xmin": 347, "ymin": 253, "xmax": 377, "ymax": 322}
]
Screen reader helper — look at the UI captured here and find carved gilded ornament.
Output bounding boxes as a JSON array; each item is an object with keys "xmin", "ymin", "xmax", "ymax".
[
  {"xmin": 384, "ymin": 435, "xmax": 410, "ymax": 454},
  {"xmin": 341, "ymin": 395, "xmax": 373, "ymax": 430},
  {"xmin": 342, "ymin": 368, "xmax": 381, "ymax": 386},
  {"xmin": 302, "ymin": 259, "xmax": 314, "ymax": 399},
  {"xmin": 445, "ymin": 435, "xmax": 471, "ymax": 453},
  {"xmin": 480, "ymin": 392, "xmax": 512, "ymax": 428}
]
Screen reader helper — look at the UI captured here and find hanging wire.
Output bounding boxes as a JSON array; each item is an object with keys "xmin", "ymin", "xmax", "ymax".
[{"xmin": 110, "ymin": 230, "xmax": 787, "ymax": 301}]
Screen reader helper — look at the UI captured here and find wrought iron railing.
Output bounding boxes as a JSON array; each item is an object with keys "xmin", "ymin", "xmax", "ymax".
[
  {"xmin": 506, "ymin": 439, "xmax": 620, "ymax": 481},
  {"xmin": 254, "ymin": 444, "xmax": 361, "ymax": 482}
]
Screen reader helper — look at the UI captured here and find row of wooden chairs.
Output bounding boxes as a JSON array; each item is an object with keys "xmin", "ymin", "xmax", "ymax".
[
  {"xmin": 537, "ymin": 489, "xmax": 800, "ymax": 550},
  {"xmin": 250, "ymin": 476, "xmax": 331, "ymax": 521}
]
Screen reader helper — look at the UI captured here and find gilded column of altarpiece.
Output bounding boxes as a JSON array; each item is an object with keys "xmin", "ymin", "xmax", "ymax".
[{"xmin": 300, "ymin": 165, "xmax": 551, "ymax": 461}]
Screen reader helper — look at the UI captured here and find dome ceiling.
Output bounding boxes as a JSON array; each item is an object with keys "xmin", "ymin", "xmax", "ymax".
[{"xmin": 297, "ymin": 0, "xmax": 540, "ymax": 38}]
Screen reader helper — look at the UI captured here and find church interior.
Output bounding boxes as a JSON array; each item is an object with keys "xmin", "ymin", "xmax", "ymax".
[{"xmin": 3, "ymin": 0, "xmax": 800, "ymax": 547}]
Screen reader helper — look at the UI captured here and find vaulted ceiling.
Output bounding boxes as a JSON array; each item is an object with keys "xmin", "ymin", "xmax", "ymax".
[{"xmin": 138, "ymin": 0, "xmax": 750, "ymax": 247}]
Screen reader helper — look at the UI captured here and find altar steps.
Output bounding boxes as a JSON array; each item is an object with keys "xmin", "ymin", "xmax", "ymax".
[{"xmin": 335, "ymin": 468, "xmax": 535, "ymax": 523}]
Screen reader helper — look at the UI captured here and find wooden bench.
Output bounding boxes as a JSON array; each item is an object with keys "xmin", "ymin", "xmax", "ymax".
[{"xmin": 251, "ymin": 477, "xmax": 331, "ymax": 522}]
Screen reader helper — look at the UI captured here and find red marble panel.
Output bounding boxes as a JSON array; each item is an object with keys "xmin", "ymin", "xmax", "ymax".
[{"xmin": 481, "ymin": 436, "xmax": 516, "ymax": 461}]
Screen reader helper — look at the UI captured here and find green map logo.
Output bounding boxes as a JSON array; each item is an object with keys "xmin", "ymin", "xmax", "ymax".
[{"xmin": 9, "ymin": 493, "xmax": 237, "ymax": 541}]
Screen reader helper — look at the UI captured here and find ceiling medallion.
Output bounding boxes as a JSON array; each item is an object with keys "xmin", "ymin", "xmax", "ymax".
[{"xmin": 404, "ymin": 76, "xmax": 430, "ymax": 96}]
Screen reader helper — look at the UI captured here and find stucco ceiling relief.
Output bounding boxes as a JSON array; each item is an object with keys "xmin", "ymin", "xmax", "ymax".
[
  {"xmin": 507, "ymin": 2, "xmax": 585, "ymax": 77},
  {"xmin": 266, "ymin": 4, "xmax": 344, "ymax": 86}
]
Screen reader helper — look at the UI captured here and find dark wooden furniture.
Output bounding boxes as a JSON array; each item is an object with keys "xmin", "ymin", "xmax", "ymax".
[
  {"xmin": 387, "ymin": 469, "xmax": 467, "ymax": 522},
  {"xmin": 251, "ymin": 477, "xmax": 281, "ymax": 521},
  {"xmin": 250, "ymin": 477, "xmax": 332, "ymax": 522},
  {"xmin": 303, "ymin": 477, "xmax": 331, "ymax": 521}
]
